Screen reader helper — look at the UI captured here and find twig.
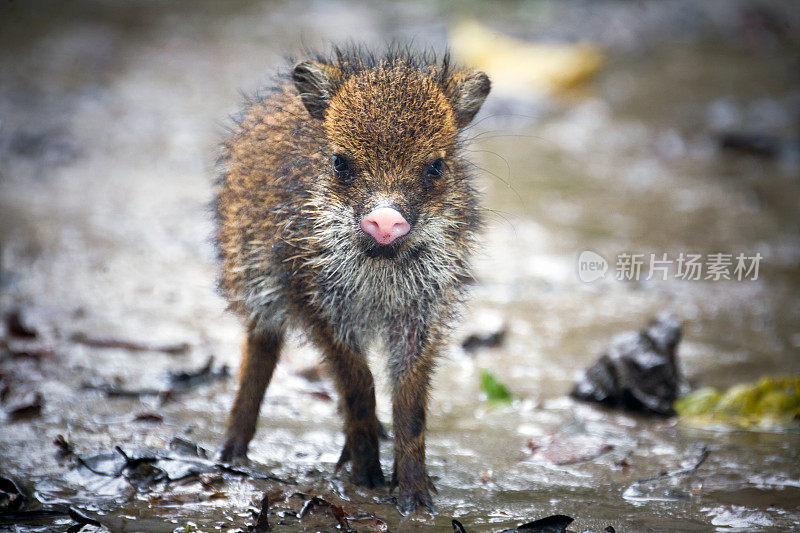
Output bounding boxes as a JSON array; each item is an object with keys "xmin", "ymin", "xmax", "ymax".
[
  {"xmin": 70, "ymin": 332, "xmax": 189, "ymax": 354},
  {"xmin": 632, "ymin": 445, "xmax": 709, "ymax": 485}
]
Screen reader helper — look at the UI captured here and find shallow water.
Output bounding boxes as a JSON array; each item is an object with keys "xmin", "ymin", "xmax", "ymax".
[{"xmin": 1, "ymin": 1, "xmax": 799, "ymax": 531}]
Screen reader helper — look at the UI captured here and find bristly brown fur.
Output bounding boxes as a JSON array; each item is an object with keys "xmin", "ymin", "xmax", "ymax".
[{"xmin": 215, "ymin": 44, "xmax": 490, "ymax": 514}]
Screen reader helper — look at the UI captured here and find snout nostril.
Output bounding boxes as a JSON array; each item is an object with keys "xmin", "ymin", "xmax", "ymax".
[{"xmin": 360, "ymin": 207, "xmax": 410, "ymax": 245}]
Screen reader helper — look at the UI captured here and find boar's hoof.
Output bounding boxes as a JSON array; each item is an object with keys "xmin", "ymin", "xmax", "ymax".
[
  {"xmin": 336, "ymin": 440, "xmax": 386, "ymax": 488},
  {"xmin": 219, "ymin": 437, "xmax": 249, "ymax": 463},
  {"xmin": 351, "ymin": 461, "xmax": 386, "ymax": 489},
  {"xmin": 398, "ymin": 487, "xmax": 435, "ymax": 515}
]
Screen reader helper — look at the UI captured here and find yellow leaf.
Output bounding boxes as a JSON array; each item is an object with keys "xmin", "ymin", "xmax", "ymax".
[
  {"xmin": 675, "ymin": 375, "xmax": 800, "ymax": 430},
  {"xmin": 449, "ymin": 20, "xmax": 605, "ymax": 97}
]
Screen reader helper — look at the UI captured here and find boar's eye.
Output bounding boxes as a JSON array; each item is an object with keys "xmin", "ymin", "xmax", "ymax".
[
  {"xmin": 425, "ymin": 159, "xmax": 446, "ymax": 181},
  {"xmin": 331, "ymin": 154, "xmax": 354, "ymax": 182}
]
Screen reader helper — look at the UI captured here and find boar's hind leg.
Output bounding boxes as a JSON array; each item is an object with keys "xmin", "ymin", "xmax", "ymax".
[
  {"xmin": 220, "ymin": 325, "xmax": 283, "ymax": 462},
  {"xmin": 317, "ymin": 330, "xmax": 385, "ymax": 489}
]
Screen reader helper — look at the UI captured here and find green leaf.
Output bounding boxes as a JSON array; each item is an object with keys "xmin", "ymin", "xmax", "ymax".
[{"xmin": 480, "ymin": 369, "xmax": 513, "ymax": 405}]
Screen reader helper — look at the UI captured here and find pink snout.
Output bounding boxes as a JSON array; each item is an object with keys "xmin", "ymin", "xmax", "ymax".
[{"xmin": 360, "ymin": 207, "xmax": 410, "ymax": 245}]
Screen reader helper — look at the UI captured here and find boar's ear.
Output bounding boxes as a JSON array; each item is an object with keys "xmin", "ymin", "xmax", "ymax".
[
  {"xmin": 292, "ymin": 60, "xmax": 341, "ymax": 120},
  {"xmin": 448, "ymin": 70, "xmax": 491, "ymax": 128}
]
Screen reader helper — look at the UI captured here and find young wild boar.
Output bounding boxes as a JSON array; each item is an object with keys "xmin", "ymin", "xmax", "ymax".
[{"xmin": 215, "ymin": 46, "xmax": 490, "ymax": 513}]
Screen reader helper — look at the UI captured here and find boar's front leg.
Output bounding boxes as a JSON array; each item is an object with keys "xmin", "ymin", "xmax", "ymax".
[
  {"xmin": 315, "ymin": 328, "xmax": 385, "ymax": 489},
  {"xmin": 389, "ymin": 326, "xmax": 439, "ymax": 514}
]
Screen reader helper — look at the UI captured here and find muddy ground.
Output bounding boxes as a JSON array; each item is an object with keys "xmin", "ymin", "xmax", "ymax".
[{"xmin": 1, "ymin": 1, "xmax": 799, "ymax": 531}]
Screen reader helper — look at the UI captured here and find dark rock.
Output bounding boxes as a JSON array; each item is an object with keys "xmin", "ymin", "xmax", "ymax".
[
  {"xmin": 571, "ymin": 312, "xmax": 686, "ymax": 415},
  {"xmin": 0, "ymin": 476, "xmax": 26, "ymax": 512},
  {"xmin": 9, "ymin": 129, "xmax": 80, "ymax": 164},
  {"xmin": 462, "ymin": 326, "xmax": 507, "ymax": 353},
  {"xmin": 6, "ymin": 392, "xmax": 43, "ymax": 421},
  {"xmin": 54, "ymin": 434, "xmax": 75, "ymax": 461},
  {"xmin": 452, "ymin": 518, "xmax": 467, "ymax": 532},
  {"xmin": 718, "ymin": 132, "xmax": 781, "ymax": 158},
  {"xmin": 67, "ymin": 506, "xmax": 103, "ymax": 529},
  {"xmin": 169, "ymin": 436, "xmax": 210, "ymax": 459},
  {"xmin": 5, "ymin": 309, "xmax": 38, "ymax": 338},
  {"xmin": 517, "ymin": 514, "xmax": 574, "ymax": 532},
  {"xmin": 251, "ymin": 493, "xmax": 271, "ymax": 531},
  {"xmin": 454, "ymin": 514, "xmax": 574, "ymax": 533}
]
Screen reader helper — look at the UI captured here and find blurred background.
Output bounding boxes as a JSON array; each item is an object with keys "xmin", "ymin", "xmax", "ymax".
[{"xmin": 1, "ymin": 1, "xmax": 798, "ymax": 531}]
